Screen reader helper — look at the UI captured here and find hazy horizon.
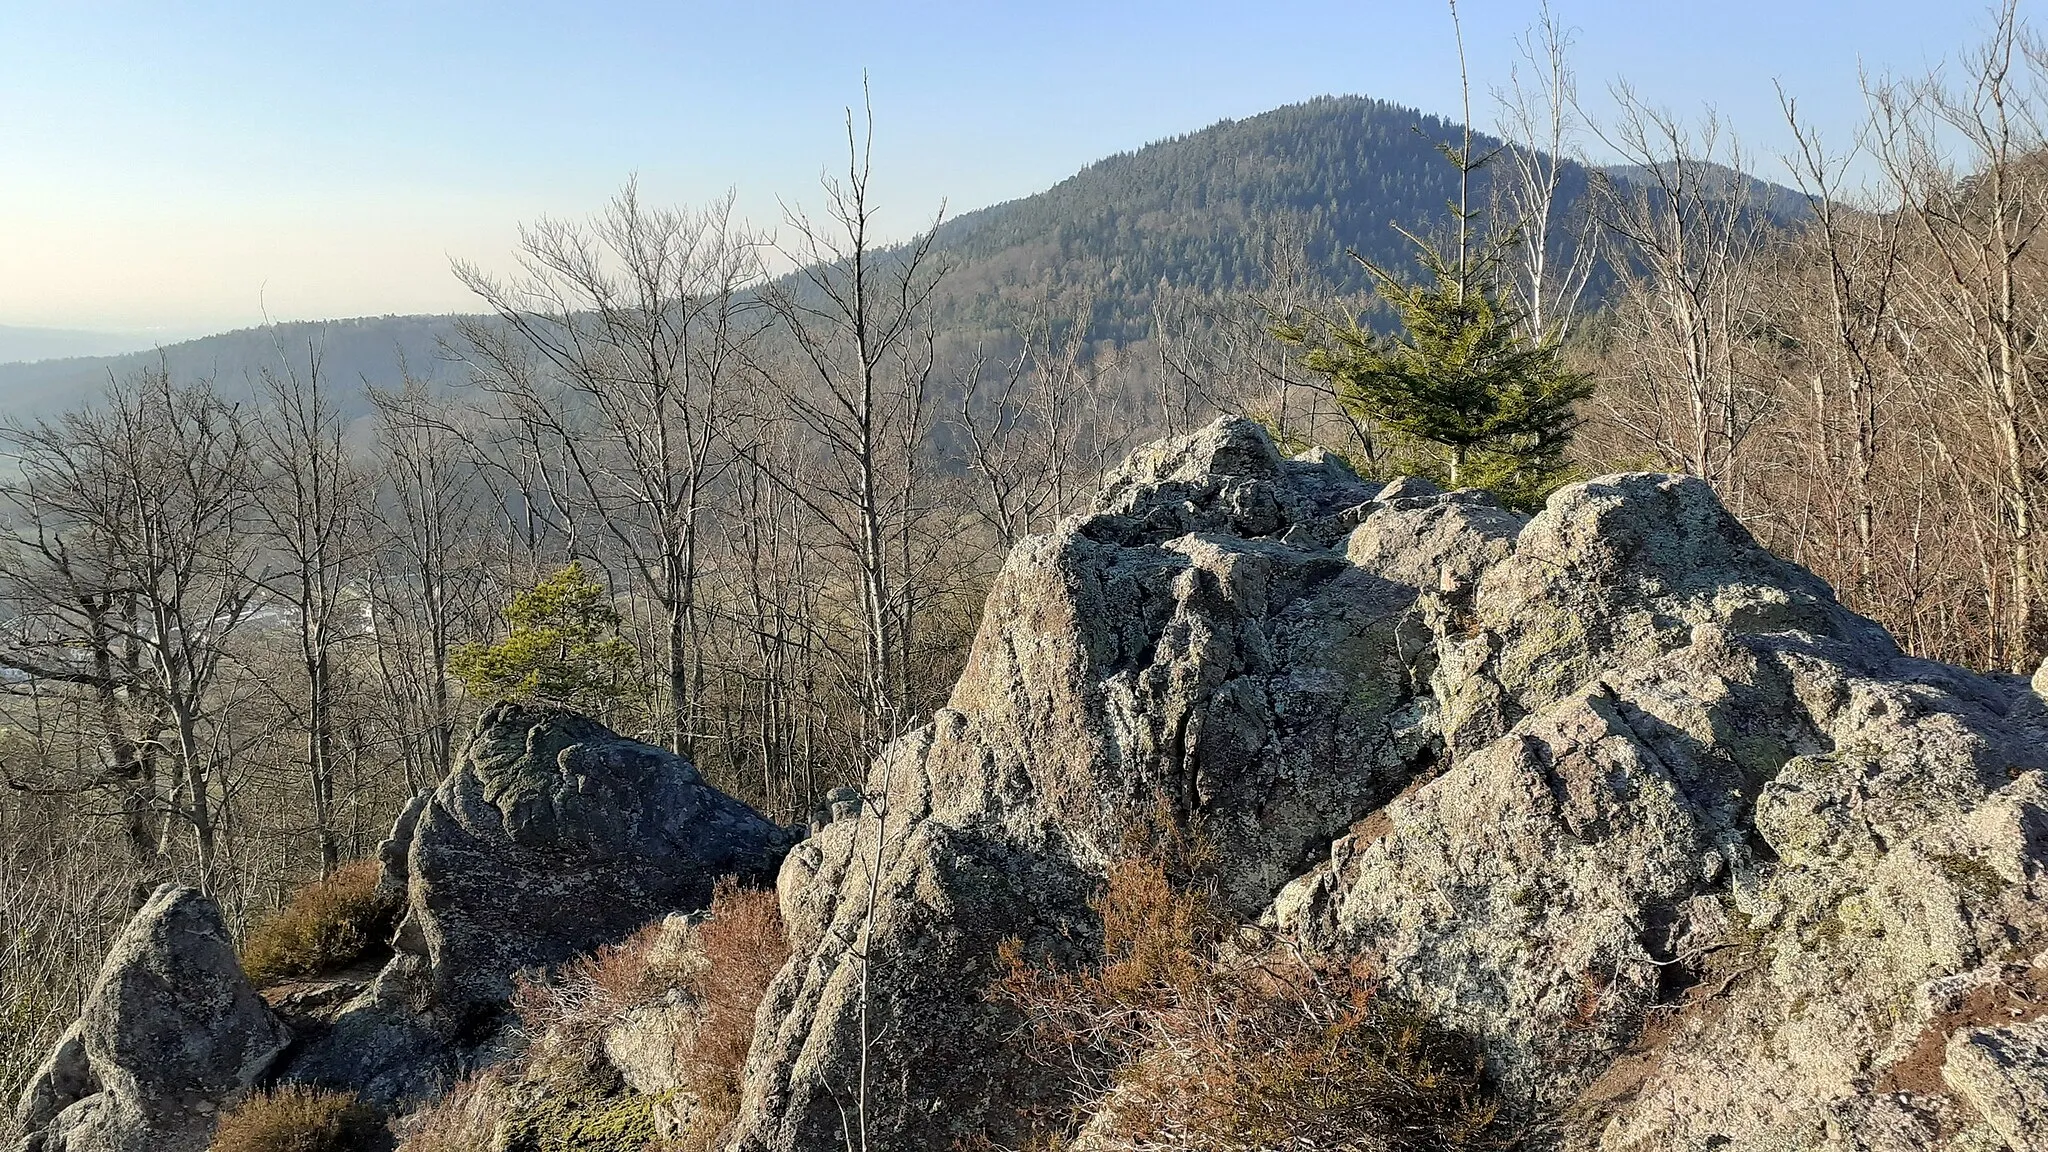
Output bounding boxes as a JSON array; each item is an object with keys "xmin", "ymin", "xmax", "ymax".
[{"xmin": 0, "ymin": 0, "xmax": 2011, "ymax": 336}]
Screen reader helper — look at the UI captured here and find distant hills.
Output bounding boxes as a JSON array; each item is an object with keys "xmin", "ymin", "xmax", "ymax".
[
  {"xmin": 0, "ymin": 315, "xmax": 470, "ymax": 425},
  {"xmin": 0, "ymin": 324, "xmax": 167, "ymax": 364},
  {"xmin": 0, "ymin": 96, "xmax": 1808, "ymax": 423}
]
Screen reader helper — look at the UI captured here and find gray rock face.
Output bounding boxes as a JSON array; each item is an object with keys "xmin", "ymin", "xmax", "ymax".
[
  {"xmin": 11, "ymin": 885, "xmax": 290, "ymax": 1152},
  {"xmin": 734, "ymin": 419, "xmax": 2048, "ymax": 1152},
  {"xmin": 734, "ymin": 418, "xmax": 1429, "ymax": 1151},
  {"xmin": 404, "ymin": 702, "xmax": 792, "ymax": 1012},
  {"xmin": 1269, "ymin": 466, "xmax": 2048, "ymax": 1150},
  {"xmin": 1945, "ymin": 1019, "xmax": 2048, "ymax": 1152},
  {"xmin": 282, "ymin": 702, "xmax": 792, "ymax": 1106}
]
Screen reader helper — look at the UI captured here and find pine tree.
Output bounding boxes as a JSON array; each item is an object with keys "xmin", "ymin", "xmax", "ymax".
[
  {"xmin": 1279, "ymin": 248, "xmax": 1591, "ymax": 507},
  {"xmin": 449, "ymin": 562, "xmax": 642, "ymax": 717},
  {"xmin": 1276, "ymin": 1, "xmax": 1591, "ymax": 509}
]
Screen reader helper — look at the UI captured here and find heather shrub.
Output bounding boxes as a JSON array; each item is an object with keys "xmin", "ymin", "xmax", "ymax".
[
  {"xmin": 508, "ymin": 877, "xmax": 789, "ymax": 1152},
  {"xmin": 670, "ymin": 878, "xmax": 788, "ymax": 1148},
  {"xmin": 994, "ymin": 820, "xmax": 1510, "ymax": 1151},
  {"xmin": 241, "ymin": 859, "xmax": 391, "ymax": 988},
  {"xmin": 208, "ymin": 1085, "xmax": 382, "ymax": 1152},
  {"xmin": 510, "ymin": 911, "xmax": 700, "ymax": 1105},
  {"xmin": 391, "ymin": 1071, "xmax": 512, "ymax": 1152}
]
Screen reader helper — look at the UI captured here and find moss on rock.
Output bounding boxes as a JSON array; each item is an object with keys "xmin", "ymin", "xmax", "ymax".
[{"xmin": 495, "ymin": 1091, "xmax": 659, "ymax": 1152}]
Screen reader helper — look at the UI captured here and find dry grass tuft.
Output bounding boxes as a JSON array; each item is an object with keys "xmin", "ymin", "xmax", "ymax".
[
  {"xmin": 992, "ymin": 817, "xmax": 1511, "ymax": 1152},
  {"xmin": 240, "ymin": 859, "xmax": 390, "ymax": 988},
  {"xmin": 390, "ymin": 1069, "xmax": 513, "ymax": 1152},
  {"xmin": 508, "ymin": 877, "xmax": 789, "ymax": 1152},
  {"xmin": 511, "ymin": 916, "xmax": 692, "ymax": 1053},
  {"xmin": 671, "ymin": 879, "xmax": 788, "ymax": 1148},
  {"xmin": 391, "ymin": 1065, "xmax": 516, "ymax": 1147},
  {"xmin": 208, "ymin": 1085, "xmax": 383, "ymax": 1152}
]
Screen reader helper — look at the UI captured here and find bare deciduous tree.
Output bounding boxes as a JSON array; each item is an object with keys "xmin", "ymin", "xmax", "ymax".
[
  {"xmin": 1595, "ymin": 93, "xmax": 1781, "ymax": 493},
  {"xmin": 1778, "ymin": 85, "xmax": 1908, "ymax": 609},
  {"xmin": 759, "ymin": 90, "xmax": 948, "ymax": 744},
  {"xmin": 250, "ymin": 343, "xmax": 377, "ymax": 875},
  {"xmin": 1494, "ymin": 1, "xmax": 1599, "ymax": 345},
  {"xmin": 954, "ymin": 298, "xmax": 1135, "ymax": 546},
  {"xmin": 0, "ymin": 370, "xmax": 261, "ymax": 893},
  {"xmin": 1871, "ymin": 0, "xmax": 2048, "ymax": 671},
  {"xmin": 456, "ymin": 183, "xmax": 768, "ymax": 752},
  {"xmin": 365, "ymin": 377, "xmax": 495, "ymax": 791}
]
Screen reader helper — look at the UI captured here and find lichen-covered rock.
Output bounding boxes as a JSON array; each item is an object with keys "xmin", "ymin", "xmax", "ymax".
[
  {"xmin": 1267, "ymin": 476, "xmax": 2048, "ymax": 1150},
  {"xmin": 1345, "ymin": 481, "xmax": 1521, "ymax": 590},
  {"xmin": 732, "ymin": 417, "xmax": 1432, "ymax": 1152},
  {"xmin": 402, "ymin": 702, "xmax": 791, "ymax": 1013},
  {"xmin": 280, "ymin": 702, "xmax": 791, "ymax": 1106},
  {"xmin": 734, "ymin": 420, "xmax": 2048, "ymax": 1152},
  {"xmin": 10, "ymin": 885, "xmax": 290, "ymax": 1152},
  {"xmin": 1944, "ymin": 1018, "xmax": 2048, "ymax": 1152},
  {"xmin": 372, "ymin": 790, "xmax": 429, "ymax": 909}
]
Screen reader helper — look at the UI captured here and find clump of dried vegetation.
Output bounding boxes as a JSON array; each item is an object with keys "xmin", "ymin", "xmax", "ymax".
[
  {"xmin": 240, "ymin": 859, "xmax": 392, "ymax": 988},
  {"xmin": 394, "ymin": 877, "xmax": 789, "ymax": 1152},
  {"xmin": 389, "ymin": 1070, "xmax": 513, "ymax": 1152},
  {"xmin": 991, "ymin": 813, "xmax": 1510, "ymax": 1151},
  {"xmin": 208, "ymin": 1085, "xmax": 384, "ymax": 1152},
  {"xmin": 666, "ymin": 877, "xmax": 791, "ymax": 1141}
]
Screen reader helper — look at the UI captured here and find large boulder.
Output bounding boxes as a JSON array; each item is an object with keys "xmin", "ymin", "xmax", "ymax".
[
  {"xmin": 1266, "ymin": 470, "xmax": 2048, "ymax": 1150},
  {"xmin": 281, "ymin": 702, "xmax": 792, "ymax": 1106},
  {"xmin": 734, "ymin": 419, "xmax": 2048, "ymax": 1152},
  {"xmin": 733, "ymin": 418, "xmax": 1430, "ymax": 1151},
  {"xmin": 11, "ymin": 885, "xmax": 290, "ymax": 1152}
]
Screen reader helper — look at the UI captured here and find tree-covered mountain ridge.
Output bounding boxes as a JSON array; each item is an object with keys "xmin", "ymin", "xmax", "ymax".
[
  {"xmin": 0, "ymin": 94, "xmax": 1797, "ymax": 419},
  {"xmin": 928, "ymin": 94, "xmax": 1569, "ymax": 340}
]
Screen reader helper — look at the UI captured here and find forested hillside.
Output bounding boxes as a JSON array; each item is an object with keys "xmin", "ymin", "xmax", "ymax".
[
  {"xmin": 927, "ymin": 95, "xmax": 1580, "ymax": 340},
  {"xmin": 0, "ymin": 96, "xmax": 1706, "ymax": 421}
]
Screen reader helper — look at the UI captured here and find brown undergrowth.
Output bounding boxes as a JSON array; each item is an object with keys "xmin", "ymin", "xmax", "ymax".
[
  {"xmin": 668, "ymin": 877, "xmax": 790, "ymax": 1142},
  {"xmin": 395, "ymin": 878, "xmax": 788, "ymax": 1152},
  {"xmin": 988, "ymin": 811, "xmax": 1512, "ymax": 1151},
  {"xmin": 240, "ymin": 860, "xmax": 393, "ymax": 988},
  {"xmin": 208, "ymin": 1085, "xmax": 384, "ymax": 1152},
  {"xmin": 389, "ymin": 1071, "xmax": 514, "ymax": 1152}
]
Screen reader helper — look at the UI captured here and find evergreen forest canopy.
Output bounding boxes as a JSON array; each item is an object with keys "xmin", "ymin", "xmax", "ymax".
[{"xmin": 928, "ymin": 95, "xmax": 1578, "ymax": 341}]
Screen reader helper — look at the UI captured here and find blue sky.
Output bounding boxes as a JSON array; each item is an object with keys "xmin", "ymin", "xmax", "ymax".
[{"xmin": 0, "ymin": 0, "xmax": 2016, "ymax": 334}]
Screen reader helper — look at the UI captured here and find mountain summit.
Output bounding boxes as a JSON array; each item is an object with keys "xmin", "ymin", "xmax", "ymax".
[{"xmin": 0, "ymin": 97, "xmax": 1579, "ymax": 417}]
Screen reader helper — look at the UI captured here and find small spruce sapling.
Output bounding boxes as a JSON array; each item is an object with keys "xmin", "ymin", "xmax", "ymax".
[
  {"xmin": 1277, "ymin": 251, "xmax": 1592, "ymax": 508},
  {"xmin": 1276, "ymin": 0, "xmax": 1591, "ymax": 510}
]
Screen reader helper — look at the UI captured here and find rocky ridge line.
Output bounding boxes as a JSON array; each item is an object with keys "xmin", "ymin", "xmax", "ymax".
[
  {"xmin": 739, "ymin": 417, "xmax": 2048, "ymax": 1152},
  {"xmin": 14, "ymin": 418, "xmax": 2048, "ymax": 1152}
]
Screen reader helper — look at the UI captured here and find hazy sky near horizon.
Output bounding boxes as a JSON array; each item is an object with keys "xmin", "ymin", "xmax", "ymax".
[{"xmin": 0, "ymin": 0, "xmax": 2020, "ymax": 335}]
